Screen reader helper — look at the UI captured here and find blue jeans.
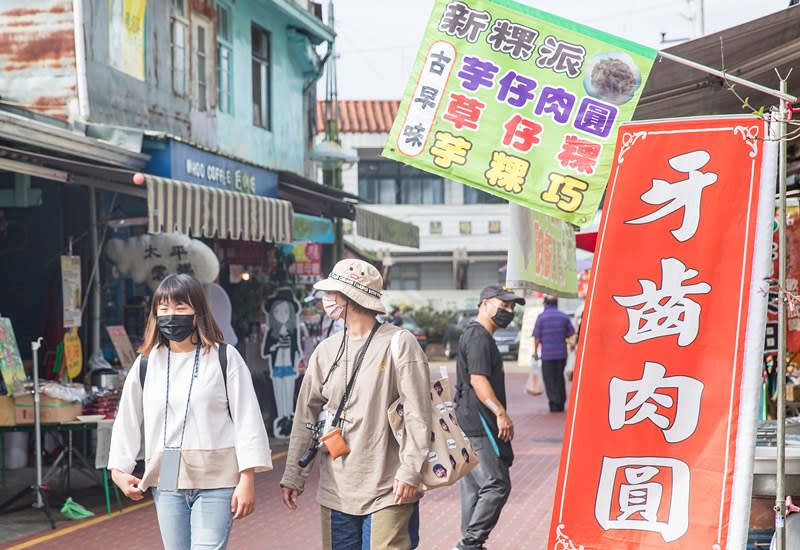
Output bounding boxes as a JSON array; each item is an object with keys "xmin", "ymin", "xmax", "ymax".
[{"xmin": 152, "ymin": 488, "xmax": 235, "ymax": 550}]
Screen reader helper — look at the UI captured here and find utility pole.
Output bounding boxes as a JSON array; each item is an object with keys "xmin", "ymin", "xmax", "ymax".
[{"xmin": 694, "ymin": 0, "xmax": 704, "ymax": 38}]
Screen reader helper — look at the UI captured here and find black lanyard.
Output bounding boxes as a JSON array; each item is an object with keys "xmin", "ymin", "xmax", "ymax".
[
  {"xmin": 163, "ymin": 344, "xmax": 201, "ymax": 450},
  {"xmin": 331, "ymin": 321, "xmax": 380, "ymax": 428}
]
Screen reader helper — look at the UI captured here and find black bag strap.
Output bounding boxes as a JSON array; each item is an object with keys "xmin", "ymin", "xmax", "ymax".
[
  {"xmin": 331, "ymin": 321, "xmax": 380, "ymax": 428},
  {"xmin": 138, "ymin": 344, "xmax": 231, "ymax": 419}
]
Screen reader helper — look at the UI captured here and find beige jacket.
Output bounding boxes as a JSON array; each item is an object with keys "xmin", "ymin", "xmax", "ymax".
[{"xmin": 281, "ymin": 323, "xmax": 432, "ymax": 515}]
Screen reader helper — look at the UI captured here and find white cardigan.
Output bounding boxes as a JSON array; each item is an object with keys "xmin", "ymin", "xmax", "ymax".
[{"xmin": 108, "ymin": 344, "xmax": 272, "ymax": 490}]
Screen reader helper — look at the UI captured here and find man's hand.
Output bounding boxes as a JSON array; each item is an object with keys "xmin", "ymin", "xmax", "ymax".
[
  {"xmin": 110, "ymin": 469, "xmax": 144, "ymax": 501},
  {"xmin": 496, "ymin": 411, "xmax": 514, "ymax": 442},
  {"xmin": 392, "ymin": 479, "xmax": 418, "ymax": 505},
  {"xmin": 231, "ymin": 470, "xmax": 256, "ymax": 519},
  {"xmin": 281, "ymin": 485, "xmax": 301, "ymax": 510}
]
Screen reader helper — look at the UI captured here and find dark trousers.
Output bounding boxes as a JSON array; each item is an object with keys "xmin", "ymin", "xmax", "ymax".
[
  {"xmin": 541, "ymin": 358, "xmax": 567, "ymax": 412},
  {"xmin": 458, "ymin": 435, "xmax": 511, "ymax": 549}
]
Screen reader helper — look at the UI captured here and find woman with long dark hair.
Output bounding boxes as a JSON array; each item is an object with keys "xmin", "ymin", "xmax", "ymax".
[{"xmin": 109, "ymin": 274, "xmax": 271, "ymax": 549}]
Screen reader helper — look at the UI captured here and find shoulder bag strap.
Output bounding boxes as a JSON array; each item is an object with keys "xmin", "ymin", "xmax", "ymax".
[
  {"xmin": 218, "ymin": 343, "xmax": 231, "ymax": 419},
  {"xmin": 138, "ymin": 354, "xmax": 148, "ymax": 388}
]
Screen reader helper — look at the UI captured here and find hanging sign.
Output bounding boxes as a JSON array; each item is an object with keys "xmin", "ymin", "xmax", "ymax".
[
  {"xmin": 63, "ymin": 328, "xmax": 83, "ymax": 379},
  {"xmin": 61, "ymin": 255, "xmax": 82, "ymax": 328},
  {"xmin": 383, "ymin": 0, "xmax": 657, "ymax": 226},
  {"xmin": 549, "ymin": 116, "xmax": 767, "ymax": 549}
]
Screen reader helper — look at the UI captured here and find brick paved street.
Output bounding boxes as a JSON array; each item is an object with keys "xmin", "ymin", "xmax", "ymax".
[{"xmin": 2, "ymin": 370, "xmax": 566, "ymax": 549}]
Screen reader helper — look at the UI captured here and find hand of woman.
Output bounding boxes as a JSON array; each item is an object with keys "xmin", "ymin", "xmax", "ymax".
[
  {"xmin": 281, "ymin": 485, "xmax": 301, "ymax": 510},
  {"xmin": 111, "ymin": 469, "xmax": 144, "ymax": 501},
  {"xmin": 392, "ymin": 479, "xmax": 418, "ymax": 505},
  {"xmin": 231, "ymin": 470, "xmax": 256, "ymax": 519}
]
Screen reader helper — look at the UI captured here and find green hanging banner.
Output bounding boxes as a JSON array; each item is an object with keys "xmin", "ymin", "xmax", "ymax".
[{"xmin": 383, "ymin": 0, "xmax": 657, "ymax": 226}]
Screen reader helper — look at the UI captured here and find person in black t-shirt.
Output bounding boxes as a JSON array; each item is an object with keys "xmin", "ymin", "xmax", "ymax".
[{"xmin": 451, "ymin": 284, "xmax": 525, "ymax": 550}]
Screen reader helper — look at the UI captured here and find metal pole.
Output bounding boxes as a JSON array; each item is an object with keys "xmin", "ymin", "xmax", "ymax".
[
  {"xmin": 694, "ymin": 0, "xmax": 704, "ymax": 38},
  {"xmin": 775, "ymin": 79, "xmax": 789, "ymax": 550},
  {"xmin": 657, "ymin": 51, "xmax": 797, "ymax": 104},
  {"xmin": 88, "ymin": 189, "xmax": 101, "ymax": 356},
  {"xmin": 31, "ymin": 337, "xmax": 44, "ymax": 509}
]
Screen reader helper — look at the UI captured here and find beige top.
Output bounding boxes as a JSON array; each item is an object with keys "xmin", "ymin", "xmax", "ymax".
[
  {"xmin": 108, "ymin": 344, "xmax": 272, "ymax": 490},
  {"xmin": 281, "ymin": 323, "xmax": 432, "ymax": 515}
]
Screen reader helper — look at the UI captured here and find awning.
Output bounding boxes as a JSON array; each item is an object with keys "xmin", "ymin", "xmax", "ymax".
[
  {"xmin": 634, "ymin": 5, "xmax": 800, "ymax": 120},
  {"xmin": 146, "ymin": 175, "xmax": 293, "ymax": 243},
  {"xmin": 355, "ymin": 207, "xmax": 420, "ymax": 248}
]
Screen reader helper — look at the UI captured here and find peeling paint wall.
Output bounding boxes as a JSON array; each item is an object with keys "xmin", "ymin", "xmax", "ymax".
[
  {"xmin": 0, "ymin": 1, "xmax": 77, "ymax": 120},
  {"xmin": 83, "ymin": 0, "xmax": 195, "ymax": 140}
]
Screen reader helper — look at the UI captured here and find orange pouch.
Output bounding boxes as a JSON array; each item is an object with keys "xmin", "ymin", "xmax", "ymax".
[{"xmin": 320, "ymin": 428, "xmax": 351, "ymax": 460}]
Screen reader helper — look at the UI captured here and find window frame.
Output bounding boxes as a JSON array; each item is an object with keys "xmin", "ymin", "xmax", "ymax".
[
  {"xmin": 358, "ymin": 159, "xmax": 444, "ymax": 205},
  {"xmin": 216, "ymin": 2, "xmax": 233, "ymax": 114},
  {"xmin": 192, "ymin": 14, "xmax": 214, "ymax": 111},
  {"xmin": 251, "ymin": 23, "xmax": 272, "ymax": 130},
  {"xmin": 170, "ymin": 0, "xmax": 189, "ymax": 97}
]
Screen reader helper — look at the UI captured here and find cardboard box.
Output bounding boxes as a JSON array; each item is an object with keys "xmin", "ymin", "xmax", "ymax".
[
  {"xmin": 14, "ymin": 394, "xmax": 82, "ymax": 424},
  {"xmin": 0, "ymin": 396, "xmax": 15, "ymax": 426}
]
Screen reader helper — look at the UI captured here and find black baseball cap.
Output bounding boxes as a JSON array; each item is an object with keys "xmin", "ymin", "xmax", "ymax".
[{"xmin": 479, "ymin": 284, "xmax": 526, "ymax": 306}]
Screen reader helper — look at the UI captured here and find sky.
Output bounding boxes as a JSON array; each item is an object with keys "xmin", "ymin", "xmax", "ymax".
[{"xmin": 321, "ymin": 0, "xmax": 792, "ymax": 100}]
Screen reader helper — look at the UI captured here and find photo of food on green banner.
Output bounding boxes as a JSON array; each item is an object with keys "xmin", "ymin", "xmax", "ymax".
[{"xmin": 383, "ymin": 0, "xmax": 658, "ymax": 227}]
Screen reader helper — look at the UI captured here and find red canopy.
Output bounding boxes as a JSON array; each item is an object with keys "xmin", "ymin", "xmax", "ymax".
[{"xmin": 575, "ymin": 231, "xmax": 598, "ymax": 253}]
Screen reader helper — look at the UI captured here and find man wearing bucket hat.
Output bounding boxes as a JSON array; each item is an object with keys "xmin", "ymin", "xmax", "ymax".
[
  {"xmin": 280, "ymin": 259, "xmax": 432, "ymax": 550},
  {"xmin": 452, "ymin": 284, "xmax": 525, "ymax": 550}
]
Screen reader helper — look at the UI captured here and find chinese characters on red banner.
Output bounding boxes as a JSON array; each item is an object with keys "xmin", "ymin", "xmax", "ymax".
[{"xmin": 549, "ymin": 117, "xmax": 765, "ymax": 549}]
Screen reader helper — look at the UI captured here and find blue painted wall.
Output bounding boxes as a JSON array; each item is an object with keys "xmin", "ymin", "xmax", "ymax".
[{"xmin": 215, "ymin": 0, "xmax": 309, "ymax": 174}]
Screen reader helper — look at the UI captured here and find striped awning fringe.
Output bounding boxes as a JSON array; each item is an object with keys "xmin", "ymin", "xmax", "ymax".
[{"xmin": 146, "ymin": 175, "xmax": 294, "ymax": 243}]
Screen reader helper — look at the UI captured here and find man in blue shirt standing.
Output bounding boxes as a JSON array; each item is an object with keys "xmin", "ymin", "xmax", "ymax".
[{"xmin": 532, "ymin": 295, "xmax": 576, "ymax": 412}]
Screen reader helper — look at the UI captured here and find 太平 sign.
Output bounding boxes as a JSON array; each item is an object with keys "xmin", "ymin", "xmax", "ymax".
[{"xmin": 143, "ymin": 139, "xmax": 278, "ymax": 198}]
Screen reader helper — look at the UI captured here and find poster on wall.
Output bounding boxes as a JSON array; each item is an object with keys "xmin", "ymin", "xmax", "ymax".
[
  {"xmin": 549, "ymin": 116, "xmax": 768, "ymax": 549},
  {"xmin": 0, "ymin": 317, "xmax": 26, "ymax": 396},
  {"xmin": 383, "ymin": 0, "xmax": 657, "ymax": 226},
  {"xmin": 765, "ymin": 198, "xmax": 800, "ymax": 353},
  {"xmin": 288, "ymin": 243, "xmax": 323, "ymax": 284},
  {"xmin": 61, "ymin": 255, "xmax": 82, "ymax": 328},
  {"xmin": 109, "ymin": 0, "xmax": 147, "ymax": 81}
]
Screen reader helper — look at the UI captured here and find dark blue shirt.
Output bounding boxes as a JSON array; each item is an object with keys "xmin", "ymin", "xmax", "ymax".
[{"xmin": 532, "ymin": 305, "xmax": 575, "ymax": 360}]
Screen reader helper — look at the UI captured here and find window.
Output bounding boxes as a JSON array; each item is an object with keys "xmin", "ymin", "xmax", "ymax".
[
  {"xmin": 430, "ymin": 221, "xmax": 442, "ymax": 235},
  {"xmin": 488, "ymin": 220, "xmax": 501, "ymax": 234},
  {"xmin": 464, "ymin": 186, "xmax": 506, "ymax": 204},
  {"xmin": 216, "ymin": 3, "xmax": 233, "ymax": 114},
  {"xmin": 193, "ymin": 16, "xmax": 213, "ymax": 111},
  {"xmin": 252, "ymin": 24, "xmax": 271, "ymax": 129},
  {"xmin": 171, "ymin": 1, "xmax": 188, "ymax": 96},
  {"xmin": 358, "ymin": 160, "xmax": 444, "ymax": 204},
  {"xmin": 388, "ymin": 264, "xmax": 420, "ymax": 290},
  {"xmin": 459, "ymin": 221, "xmax": 472, "ymax": 235}
]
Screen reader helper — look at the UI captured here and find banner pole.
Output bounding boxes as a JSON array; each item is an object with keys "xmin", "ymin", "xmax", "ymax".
[
  {"xmin": 657, "ymin": 51, "xmax": 797, "ymax": 104},
  {"xmin": 775, "ymin": 76, "xmax": 790, "ymax": 550}
]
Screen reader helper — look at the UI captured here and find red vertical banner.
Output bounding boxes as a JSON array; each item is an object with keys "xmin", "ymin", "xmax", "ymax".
[{"xmin": 549, "ymin": 116, "xmax": 766, "ymax": 549}]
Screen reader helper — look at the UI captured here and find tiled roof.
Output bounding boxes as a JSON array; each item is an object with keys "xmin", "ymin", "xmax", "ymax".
[{"xmin": 316, "ymin": 100, "xmax": 399, "ymax": 134}]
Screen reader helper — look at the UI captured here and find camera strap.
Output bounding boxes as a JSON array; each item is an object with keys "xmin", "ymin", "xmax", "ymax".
[{"xmin": 331, "ymin": 321, "xmax": 380, "ymax": 429}]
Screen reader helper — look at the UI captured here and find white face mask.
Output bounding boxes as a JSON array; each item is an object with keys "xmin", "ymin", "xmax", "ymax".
[{"xmin": 322, "ymin": 292, "xmax": 346, "ymax": 321}]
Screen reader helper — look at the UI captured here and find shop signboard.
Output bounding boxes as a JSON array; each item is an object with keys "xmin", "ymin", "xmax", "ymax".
[
  {"xmin": 506, "ymin": 203, "xmax": 577, "ymax": 296},
  {"xmin": 61, "ymin": 255, "xmax": 82, "ymax": 328},
  {"xmin": 383, "ymin": 0, "xmax": 657, "ymax": 226},
  {"xmin": 143, "ymin": 140, "xmax": 278, "ymax": 198},
  {"xmin": 550, "ymin": 116, "xmax": 768, "ymax": 549},
  {"xmin": 289, "ymin": 243, "xmax": 323, "ymax": 284}
]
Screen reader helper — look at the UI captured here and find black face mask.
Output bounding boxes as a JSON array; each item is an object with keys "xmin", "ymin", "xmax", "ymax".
[
  {"xmin": 157, "ymin": 314, "xmax": 196, "ymax": 342},
  {"xmin": 492, "ymin": 308, "xmax": 514, "ymax": 329}
]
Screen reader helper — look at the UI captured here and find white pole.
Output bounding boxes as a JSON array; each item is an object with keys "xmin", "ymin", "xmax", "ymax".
[
  {"xmin": 657, "ymin": 51, "xmax": 797, "ymax": 104},
  {"xmin": 775, "ymin": 76, "xmax": 789, "ymax": 550},
  {"xmin": 31, "ymin": 337, "xmax": 44, "ymax": 509},
  {"xmin": 694, "ymin": 0, "xmax": 704, "ymax": 38}
]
